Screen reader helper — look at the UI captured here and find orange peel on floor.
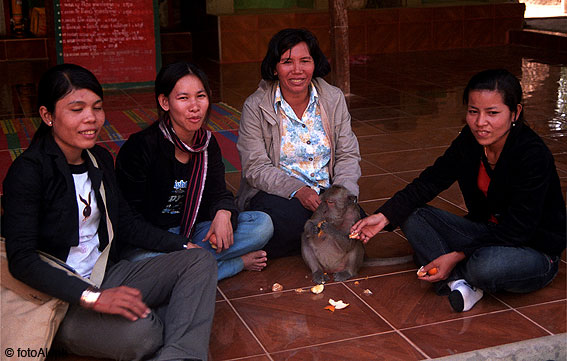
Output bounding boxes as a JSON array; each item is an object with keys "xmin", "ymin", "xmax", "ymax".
[
  {"xmin": 329, "ymin": 299, "xmax": 349, "ymax": 310},
  {"xmin": 311, "ymin": 284, "xmax": 324, "ymax": 294},
  {"xmin": 271, "ymin": 283, "xmax": 283, "ymax": 292}
]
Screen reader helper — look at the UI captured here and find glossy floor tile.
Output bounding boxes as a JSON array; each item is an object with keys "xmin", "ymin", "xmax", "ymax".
[
  {"xmin": 403, "ymin": 311, "xmax": 550, "ymax": 358},
  {"xmin": 3, "ymin": 44, "xmax": 565, "ymax": 360},
  {"xmin": 230, "ymin": 283, "xmax": 393, "ymax": 353}
]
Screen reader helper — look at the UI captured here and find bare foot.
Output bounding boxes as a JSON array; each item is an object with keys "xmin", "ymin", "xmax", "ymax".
[{"xmin": 242, "ymin": 251, "xmax": 267, "ymax": 271}]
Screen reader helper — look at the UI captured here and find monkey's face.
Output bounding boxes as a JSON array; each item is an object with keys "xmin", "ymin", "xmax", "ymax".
[
  {"xmin": 321, "ymin": 185, "xmax": 351, "ymax": 214},
  {"xmin": 324, "ymin": 198, "xmax": 347, "ymax": 216}
]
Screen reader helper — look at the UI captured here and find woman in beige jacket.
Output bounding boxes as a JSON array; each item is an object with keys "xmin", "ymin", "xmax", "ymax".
[{"xmin": 237, "ymin": 28, "xmax": 361, "ymax": 258}]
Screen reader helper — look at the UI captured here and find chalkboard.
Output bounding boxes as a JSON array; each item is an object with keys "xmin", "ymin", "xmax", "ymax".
[{"xmin": 54, "ymin": 0, "xmax": 161, "ymax": 87}]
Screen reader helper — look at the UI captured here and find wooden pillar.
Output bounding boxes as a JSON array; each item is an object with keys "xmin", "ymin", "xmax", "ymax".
[{"xmin": 329, "ymin": 0, "xmax": 350, "ymax": 95}]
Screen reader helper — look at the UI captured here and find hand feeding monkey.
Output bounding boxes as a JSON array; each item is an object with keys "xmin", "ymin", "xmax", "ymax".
[{"xmin": 301, "ymin": 185, "xmax": 413, "ymax": 284}]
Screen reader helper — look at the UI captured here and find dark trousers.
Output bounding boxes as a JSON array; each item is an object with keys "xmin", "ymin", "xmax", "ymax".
[
  {"xmin": 401, "ymin": 206, "xmax": 560, "ymax": 295},
  {"xmin": 54, "ymin": 249, "xmax": 217, "ymax": 361},
  {"xmin": 249, "ymin": 191, "xmax": 313, "ymax": 258},
  {"xmin": 249, "ymin": 190, "xmax": 367, "ymax": 259}
]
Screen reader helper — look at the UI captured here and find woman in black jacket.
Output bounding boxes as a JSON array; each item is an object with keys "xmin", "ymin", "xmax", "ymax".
[
  {"xmin": 115, "ymin": 61, "xmax": 273, "ymax": 280},
  {"xmin": 351, "ymin": 69, "xmax": 566, "ymax": 313},
  {"xmin": 3, "ymin": 64, "xmax": 217, "ymax": 360}
]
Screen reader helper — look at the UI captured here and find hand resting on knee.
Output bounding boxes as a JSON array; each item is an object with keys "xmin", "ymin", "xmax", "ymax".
[{"xmin": 88, "ymin": 286, "xmax": 150, "ymax": 322}]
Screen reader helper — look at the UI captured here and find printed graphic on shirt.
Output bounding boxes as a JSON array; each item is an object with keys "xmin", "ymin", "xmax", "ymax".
[
  {"xmin": 68, "ymin": 168, "xmax": 102, "ymax": 278},
  {"xmin": 162, "ymin": 179, "xmax": 188, "ymax": 215}
]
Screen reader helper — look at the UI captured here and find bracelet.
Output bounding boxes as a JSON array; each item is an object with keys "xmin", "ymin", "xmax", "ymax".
[{"xmin": 80, "ymin": 286, "xmax": 101, "ymax": 309}]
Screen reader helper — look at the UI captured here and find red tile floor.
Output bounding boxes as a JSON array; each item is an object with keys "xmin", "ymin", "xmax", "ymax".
[{"xmin": 1, "ymin": 45, "xmax": 566, "ymax": 360}]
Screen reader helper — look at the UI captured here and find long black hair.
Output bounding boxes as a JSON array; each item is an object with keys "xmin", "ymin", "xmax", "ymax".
[
  {"xmin": 33, "ymin": 63, "xmax": 103, "ymax": 144},
  {"xmin": 154, "ymin": 61, "xmax": 212, "ymax": 124},
  {"xmin": 463, "ymin": 69, "xmax": 524, "ymax": 123},
  {"xmin": 260, "ymin": 28, "xmax": 331, "ymax": 81}
]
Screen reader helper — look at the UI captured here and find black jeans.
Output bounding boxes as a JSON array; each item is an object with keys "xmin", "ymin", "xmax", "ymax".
[
  {"xmin": 249, "ymin": 190, "xmax": 367, "ymax": 259},
  {"xmin": 249, "ymin": 190, "xmax": 313, "ymax": 258}
]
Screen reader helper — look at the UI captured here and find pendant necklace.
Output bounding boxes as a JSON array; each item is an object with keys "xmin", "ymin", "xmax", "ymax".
[
  {"xmin": 79, "ymin": 192, "xmax": 92, "ymax": 221},
  {"xmin": 483, "ymin": 147, "xmax": 496, "ymax": 168}
]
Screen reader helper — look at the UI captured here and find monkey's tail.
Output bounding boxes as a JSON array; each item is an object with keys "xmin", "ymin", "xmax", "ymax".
[{"xmin": 362, "ymin": 254, "xmax": 414, "ymax": 267}]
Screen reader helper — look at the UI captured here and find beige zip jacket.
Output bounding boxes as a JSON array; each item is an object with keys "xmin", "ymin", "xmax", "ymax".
[{"xmin": 236, "ymin": 77, "xmax": 361, "ymax": 211}]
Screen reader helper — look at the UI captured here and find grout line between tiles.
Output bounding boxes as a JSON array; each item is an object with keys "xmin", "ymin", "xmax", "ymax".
[
  {"xmin": 359, "ymin": 197, "xmax": 391, "ymax": 204},
  {"xmin": 435, "ymin": 195, "xmax": 468, "ymax": 212},
  {"xmin": 219, "ymin": 288, "xmax": 275, "ymax": 361},
  {"xmin": 491, "ymin": 295, "xmax": 563, "ymax": 336},
  {"xmin": 515, "ymin": 298, "xmax": 567, "ymax": 309},
  {"xmin": 367, "ymin": 144, "xmax": 449, "ymax": 152},
  {"xmin": 216, "ymin": 285, "xmax": 229, "ymax": 302},
  {"xmin": 267, "ymin": 330, "xmax": 411, "ymax": 359},
  {"xmin": 360, "ymin": 170, "xmax": 468, "ymax": 213},
  {"xmin": 397, "ymin": 307, "xmax": 534, "ymax": 334},
  {"xmin": 358, "ymin": 168, "xmax": 422, "ymax": 179},
  {"xmin": 343, "ymin": 282, "xmax": 432, "ymax": 360},
  {"xmin": 221, "ymin": 356, "xmax": 269, "ymax": 361},
  {"xmin": 350, "ymin": 268, "xmax": 417, "ymax": 282},
  {"xmin": 220, "ymin": 287, "xmax": 307, "ymax": 302},
  {"xmin": 509, "ymin": 308, "xmax": 555, "ymax": 336}
]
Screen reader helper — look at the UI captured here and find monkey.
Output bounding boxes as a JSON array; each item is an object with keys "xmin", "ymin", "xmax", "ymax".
[
  {"xmin": 301, "ymin": 185, "xmax": 363, "ymax": 284},
  {"xmin": 301, "ymin": 185, "xmax": 413, "ymax": 284}
]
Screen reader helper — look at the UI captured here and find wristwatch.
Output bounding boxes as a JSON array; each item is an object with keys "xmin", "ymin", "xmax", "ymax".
[{"xmin": 80, "ymin": 286, "xmax": 101, "ymax": 309}]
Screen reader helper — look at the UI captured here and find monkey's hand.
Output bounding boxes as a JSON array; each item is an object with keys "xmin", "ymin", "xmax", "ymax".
[
  {"xmin": 318, "ymin": 221, "xmax": 347, "ymax": 239},
  {"xmin": 305, "ymin": 220, "xmax": 320, "ymax": 235}
]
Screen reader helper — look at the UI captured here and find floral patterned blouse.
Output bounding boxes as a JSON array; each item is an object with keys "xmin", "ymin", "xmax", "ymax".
[{"xmin": 274, "ymin": 83, "xmax": 331, "ymax": 195}]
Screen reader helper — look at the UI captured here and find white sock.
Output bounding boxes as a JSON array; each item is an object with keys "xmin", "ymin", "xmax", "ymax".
[{"xmin": 448, "ymin": 279, "xmax": 484, "ymax": 312}]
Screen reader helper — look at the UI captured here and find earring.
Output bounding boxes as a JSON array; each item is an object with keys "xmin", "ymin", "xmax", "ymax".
[{"xmin": 512, "ymin": 122, "xmax": 516, "ymax": 127}]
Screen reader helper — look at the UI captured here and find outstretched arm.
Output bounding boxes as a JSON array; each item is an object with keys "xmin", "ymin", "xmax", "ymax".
[{"xmin": 350, "ymin": 213, "xmax": 390, "ymax": 244}]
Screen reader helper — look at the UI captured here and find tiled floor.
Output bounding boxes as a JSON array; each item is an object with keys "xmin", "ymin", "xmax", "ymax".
[{"xmin": 1, "ymin": 44, "xmax": 566, "ymax": 360}]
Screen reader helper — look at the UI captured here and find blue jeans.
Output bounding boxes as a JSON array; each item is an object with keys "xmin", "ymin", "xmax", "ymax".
[
  {"xmin": 124, "ymin": 211, "xmax": 273, "ymax": 280},
  {"xmin": 401, "ymin": 206, "xmax": 559, "ymax": 294}
]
